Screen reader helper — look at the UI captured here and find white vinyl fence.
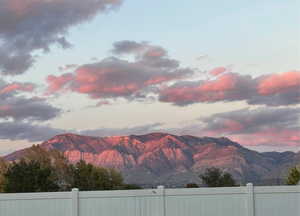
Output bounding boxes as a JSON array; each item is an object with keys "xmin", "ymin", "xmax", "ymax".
[{"xmin": 0, "ymin": 184, "xmax": 299, "ymax": 216}]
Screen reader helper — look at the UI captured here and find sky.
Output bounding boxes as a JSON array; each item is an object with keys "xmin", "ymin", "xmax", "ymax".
[{"xmin": 0, "ymin": 0, "xmax": 299, "ymax": 155}]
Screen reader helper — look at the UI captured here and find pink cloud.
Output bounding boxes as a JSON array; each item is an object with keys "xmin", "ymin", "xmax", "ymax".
[
  {"xmin": 159, "ymin": 73, "xmax": 252, "ymax": 105},
  {"xmin": 209, "ymin": 67, "xmax": 227, "ymax": 76},
  {"xmin": 47, "ymin": 46, "xmax": 192, "ymax": 100},
  {"xmin": 200, "ymin": 73, "xmax": 237, "ymax": 91},
  {"xmin": 258, "ymin": 70, "xmax": 300, "ymax": 95},
  {"xmin": 0, "ymin": 83, "xmax": 35, "ymax": 95},
  {"xmin": 159, "ymin": 70, "xmax": 300, "ymax": 106},
  {"xmin": 46, "ymin": 73, "xmax": 74, "ymax": 93},
  {"xmin": 229, "ymin": 128, "xmax": 300, "ymax": 147}
]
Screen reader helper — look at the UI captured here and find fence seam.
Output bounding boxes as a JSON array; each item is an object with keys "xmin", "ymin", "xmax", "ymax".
[
  {"xmin": 72, "ymin": 188, "xmax": 79, "ymax": 216},
  {"xmin": 246, "ymin": 183, "xmax": 255, "ymax": 216}
]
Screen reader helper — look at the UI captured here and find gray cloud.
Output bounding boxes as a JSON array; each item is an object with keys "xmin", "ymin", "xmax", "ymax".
[
  {"xmin": 81, "ymin": 123, "xmax": 163, "ymax": 137},
  {"xmin": 111, "ymin": 40, "xmax": 149, "ymax": 55},
  {"xmin": 112, "ymin": 40, "xmax": 179, "ymax": 69},
  {"xmin": 0, "ymin": 0, "xmax": 123, "ymax": 75},
  {"xmin": 0, "ymin": 121, "xmax": 66, "ymax": 142},
  {"xmin": 0, "ymin": 97, "xmax": 61, "ymax": 121},
  {"xmin": 201, "ymin": 107, "xmax": 300, "ymax": 135},
  {"xmin": 0, "ymin": 121, "xmax": 162, "ymax": 143},
  {"xmin": 0, "ymin": 79, "xmax": 61, "ymax": 121}
]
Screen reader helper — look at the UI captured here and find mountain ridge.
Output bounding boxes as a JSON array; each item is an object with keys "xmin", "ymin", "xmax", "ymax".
[{"xmin": 4, "ymin": 132, "xmax": 299, "ymax": 187}]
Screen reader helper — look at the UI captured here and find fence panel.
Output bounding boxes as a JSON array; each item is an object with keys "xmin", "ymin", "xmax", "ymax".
[
  {"xmin": 254, "ymin": 186, "xmax": 299, "ymax": 216},
  {"xmin": 0, "ymin": 185, "xmax": 299, "ymax": 216},
  {"xmin": 165, "ymin": 187, "xmax": 247, "ymax": 216},
  {"xmin": 79, "ymin": 189, "xmax": 164, "ymax": 216},
  {"xmin": 0, "ymin": 192, "xmax": 71, "ymax": 216}
]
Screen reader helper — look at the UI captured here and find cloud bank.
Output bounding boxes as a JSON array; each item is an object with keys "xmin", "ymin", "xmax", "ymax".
[
  {"xmin": 0, "ymin": 0, "xmax": 123, "ymax": 75},
  {"xmin": 47, "ymin": 41, "xmax": 193, "ymax": 100},
  {"xmin": 159, "ymin": 70, "xmax": 300, "ymax": 106}
]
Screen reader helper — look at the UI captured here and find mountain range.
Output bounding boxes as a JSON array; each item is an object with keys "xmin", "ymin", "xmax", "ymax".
[{"xmin": 4, "ymin": 133, "xmax": 300, "ymax": 187}]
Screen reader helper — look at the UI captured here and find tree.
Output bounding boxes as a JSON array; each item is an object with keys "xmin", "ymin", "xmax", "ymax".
[
  {"xmin": 286, "ymin": 167, "xmax": 300, "ymax": 185},
  {"xmin": 0, "ymin": 158, "xmax": 9, "ymax": 192},
  {"xmin": 71, "ymin": 160, "xmax": 124, "ymax": 191},
  {"xmin": 23, "ymin": 145, "xmax": 74, "ymax": 190},
  {"xmin": 3, "ymin": 160, "xmax": 59, "ymax": 193},
  {"xmin": 200, "ymin": 167, "xmax": 237, "ymax": 187},
  {"xmin": 185, "ymin": 183, "xmax": 199, "ymax": 188}
]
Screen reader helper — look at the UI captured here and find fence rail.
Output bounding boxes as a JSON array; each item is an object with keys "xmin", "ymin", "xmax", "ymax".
[{"xmin": 0, "ymin": 184, "xmax": 299, "ymax": 216}]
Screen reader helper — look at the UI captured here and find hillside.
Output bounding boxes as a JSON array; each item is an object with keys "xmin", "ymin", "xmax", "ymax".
[{"xmin": 4, "ymin": 133, "xmax": 299, "ymax": 187}]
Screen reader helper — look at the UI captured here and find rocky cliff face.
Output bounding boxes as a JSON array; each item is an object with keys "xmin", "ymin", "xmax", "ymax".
[{"xmin": 4, "ymin": 133, "xmax": 299, "ymax": 187}]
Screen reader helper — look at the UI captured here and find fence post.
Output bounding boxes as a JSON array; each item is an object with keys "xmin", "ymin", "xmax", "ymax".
[
  {"xmin": 157, "ymin": 186, "xmax": 166, "ymax": 216},
  {"xmin": 72, "ymin": 188, "xmax": 79, "ymax": 216},
  {"xmin": 246, "ymin": 183, "xmax": 255, "ymax": 216}
]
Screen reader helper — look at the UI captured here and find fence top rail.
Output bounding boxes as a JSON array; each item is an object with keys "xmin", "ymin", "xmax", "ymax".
[
  {"xmin": 254, "ymin": 185, "xmax": 300, "ymax": 194},
  {"xmin": 0, "ymin": 191, "xmax": 71, "ymax": 201},
  {"xmin": 79, "ymin": 189, "xmax": 163, "ymax": 199},
  {"xmin": 0, "ymin": 185, "xmax": 299, "ymax": 201},
  {"xmin": 165, "ymin": 186, "xmax": 246, "ymax": 196}
]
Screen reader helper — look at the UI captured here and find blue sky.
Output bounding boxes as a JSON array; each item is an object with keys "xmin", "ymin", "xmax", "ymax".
[
  {"xmin": 0, "ymin": 0, "xmax": 299, "ymax": 154},
  {"xmin": 19, "ymin": 0, "xmax": 300, "ymax": 83}
]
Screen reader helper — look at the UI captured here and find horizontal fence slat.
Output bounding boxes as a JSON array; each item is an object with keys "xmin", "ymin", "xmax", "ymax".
[{"xmin": 0, "ymin": 191, "xmax": 71, "ymax": 201}]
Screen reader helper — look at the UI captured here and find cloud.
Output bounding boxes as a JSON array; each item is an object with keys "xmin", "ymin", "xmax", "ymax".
[
  {"xmin": 159, "ymin": 73, "xmax": 255, "ymax": 106},
  {"xmin": 81, "ymin": 123, "xmax": 163, "ymax": 137},
  {"xmin": 0, "ymin": 121, "xmax": 162, "ymax": 143},
  {"xmin": 198, "ymin": 107, "xmax": 300, "ymax": 147},
  {"xmin": 0, "ymin": 0, "xmax": 123, "ymax": 75},
  {"xmin": 0, "ymin": 106, "xmax": 299, "ymax": 149},
  {"xmin": 0, "ymin": 121, "xmax": 66, "ymax": 142},
  {"xmin": 0, "ymin": 82, "xmax": 35, "ymax": 95},
  {"xmin": 209, "ymin": 67, "xmax": 227, "ymax": 76},
  {"xmin": 47, "ymin": 41, "xmax": 193, "ymax": 100},
  {"xmin": 159, "ymin": 70, "xmax": 300, "ymax": 106},
  {"xmin": 58, "ymin": 64, "xmax": 79, "ymax": 72},
  {"xmin": 201, "ymin": 107, "xmax": 300, "ymax": 134},
  {"xmin": 0, "ymin": 97, "xmax": 61, "ymax": 121},
  {"xmin": 111, "ymin": 40, "xmax": 149, "ymax": 55},
  {"xmin": 112, "ymin": 40, "xmax": 180, "ymax": 68},
  {"xmin": 0, "ymin": 79, "xmax": 61, "ymax": 121},
  {"xmin": 257, "ymin": 70, "xmax": 300, "ymax": 95}
]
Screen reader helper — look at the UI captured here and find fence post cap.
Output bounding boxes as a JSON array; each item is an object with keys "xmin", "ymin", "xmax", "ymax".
[
  {"xmin": 72, "ymin": 188, "xmax": 79, "ymax": 192},
  {"xmin": 157, "ymin": 185, "xmax": 165, "ymax": 189},
  {"xmin": 246, "ymin": 183, "xmax": 253, "ymax": 187}
]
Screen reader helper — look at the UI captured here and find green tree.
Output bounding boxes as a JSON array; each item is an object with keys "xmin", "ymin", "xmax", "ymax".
[
  {"xmin": 200, "ymin": 167, "xmax": 237, "ymax": 187},
  {"xmin": 286, "ymin": 167, "xmax": 300, "ymax": 185},
  {"xmin": 23, "ymin": 145, "xmax": 74, "ymax": 190},
  {"xmin": 0, "ymin": 158, "xmax": 9, "ymax": 192},
  {"xmin": 71, "ymin": 160, "xmax": 124, "ymax": 191},
  {"xmin": 3, "ymin": 160, "xmax": 59, "ymax": 193}
]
